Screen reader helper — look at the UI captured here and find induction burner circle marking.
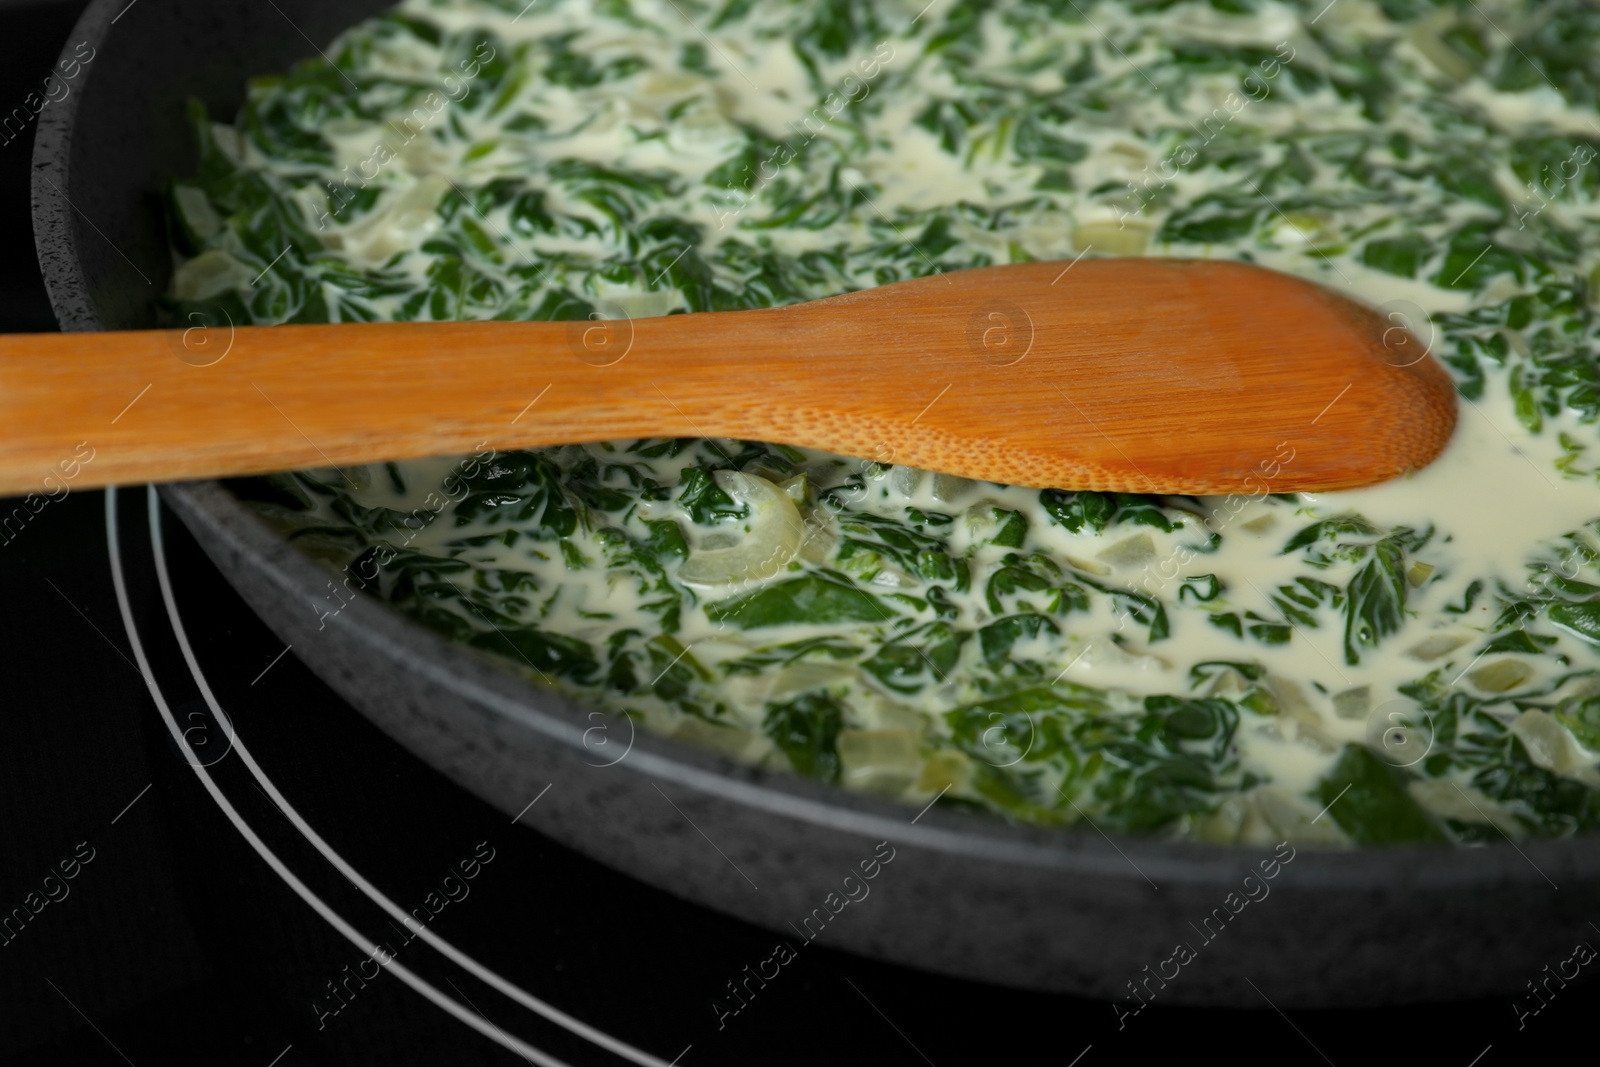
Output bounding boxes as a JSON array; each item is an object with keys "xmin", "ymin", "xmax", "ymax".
[{"xmin": 109, "ymin": 486, "xmax": 681, "ymax": 1067}]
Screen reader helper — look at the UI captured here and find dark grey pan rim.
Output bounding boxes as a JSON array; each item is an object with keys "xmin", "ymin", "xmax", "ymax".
[{"xmin": 31, "ymin": 0, "xmax": 1600, "ymax": 912}]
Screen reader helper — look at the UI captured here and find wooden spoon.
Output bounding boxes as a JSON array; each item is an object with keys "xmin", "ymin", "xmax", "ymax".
[{"xmin": 0, "ymin": 258, "xmax": 1455, "ymax": 498}]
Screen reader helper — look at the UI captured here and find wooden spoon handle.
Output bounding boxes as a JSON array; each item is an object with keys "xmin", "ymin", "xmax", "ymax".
[
  {"xmin": 0, "ymin": 318, "xmax": 631, "ymax": 496},
  {"xmin": 0, "ymin": 259, "xmax": 1457, "ymax": 497}
]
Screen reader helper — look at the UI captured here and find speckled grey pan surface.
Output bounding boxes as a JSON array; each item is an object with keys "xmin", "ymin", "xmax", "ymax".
[{"xmin": 32, "ymin": 0, "xmax": 1600, "ymax": 1007}]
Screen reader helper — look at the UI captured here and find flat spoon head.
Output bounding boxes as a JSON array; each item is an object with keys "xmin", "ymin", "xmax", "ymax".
[
  {"xmin": 0, "ymin": 258, "xmax": 1456, "ymax": 496},
  {"xmin": 754, "ymin": 257, "xmax": 1458, "ymax": 494}
]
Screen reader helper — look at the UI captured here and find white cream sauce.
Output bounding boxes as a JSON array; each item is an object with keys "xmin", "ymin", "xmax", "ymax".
[{"xmin": 182, "ymin": 0, "xmax": 1600, "ymax": 843}]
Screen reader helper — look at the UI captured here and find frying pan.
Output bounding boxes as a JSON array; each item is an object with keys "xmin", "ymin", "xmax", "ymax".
[{"xmin": 32, "ymin": 0, "xmax": 1600, "ymax": 1007}]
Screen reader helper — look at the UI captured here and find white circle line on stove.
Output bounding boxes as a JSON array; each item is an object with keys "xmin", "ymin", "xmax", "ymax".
[
  {"xmin": 107, "ymin": 485, "xmax": 594, "ymax": 1067},
  {"xmin": 140, "ymin": 485, "xmax": 685, "ymax": 1067}
]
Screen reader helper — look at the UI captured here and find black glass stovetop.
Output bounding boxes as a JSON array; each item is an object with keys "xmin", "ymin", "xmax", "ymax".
[{"xmin": 0, "ymin": 3, "xmax": 1590, "ymax": 1063}]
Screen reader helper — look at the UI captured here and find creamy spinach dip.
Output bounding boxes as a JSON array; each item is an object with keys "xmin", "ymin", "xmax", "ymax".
[{"xmin": 165, "ymin": 0, "xmax": 1600, "ymax": 845}]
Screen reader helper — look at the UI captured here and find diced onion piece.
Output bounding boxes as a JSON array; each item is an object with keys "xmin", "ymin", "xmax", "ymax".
[
  {"xmin": 796, "ymin": 519, "xmax": 838, "ymax": 565},
  {"xmin": 840, "ymin": 729, "xmax": 921, "ymax": 767},
  {"xmin": 1332, "ymin": 686, "xmax": 1370, "ymax": 720},
  {"xmin": 1241, "ymin": 512, "xmax": 1278, "ymax": 533},
  {"xmin": 279, "ymin": 526, "xmax": 366, "ymax": 566},
  {"xmin": 675, "ymin": 470, "xmax": 803, "ymax": 588},
  {"xmin": 916, "ymin": 749, "xmax": 971, "ymax": 793},
  {"xmin": 1406, "ymin": 561, "xmax": 1435, "ymax": 587},
  {"xmin": 1206, "ymin": 667, "xmax": 1250, "ymax": 696},
  {"xmin": 1096, "ymin": 532, "xmax": 1156, "ymax": 568},
  {"xmin": 769, "ymin": 660, "xmax": 854, "ymax": 699},
  {"xmin": 930, "ymin": 472, "xmax": 973, "ymax": 502},
  {"xmin": 345, "ymin": 173, "xmax": 450, "ymax": 261},
  {"xmin": 778, "ymin": 473, "xmax": 808, "ymax": 503},
  {"xmin": 1409, "ymin": 779, "xmax": 1519, "ymax": 832},
  {"xmin": 1292, "ymin": 720, "xmax": 1341, "ymax": 754},
  {"xmin": 667, "ymin": 105, "xmax": 747, "ymax": 152},
  {"xmin": 889, "ymin": 465, "xmax": 922, "ymax": 497},
  {"xmin": 209, "ymin": 121, "xmax": 244, "ymax": 165},
  {"xmin": 1073, "ymin": 219, "xmax": 1152, "ymax": 255},
  {"xmin": 720, "ymin": 671, "xmax": 772, "ymax": 708},
  {"xmin": 1468, "ymin": 659, "xmax": 1532, "ymax": 693},
  {"xmin": 838, "ymin": 729, "xmax": 922, "ymax": 794},
  {"xmin": 601, "ymin": 285, "xmax": 684, "ymax": 319},
  {"xmin": 870, "ymin": 697, "xmax": 929, "ymax": 735},
  {"xmin": 172, "ymin": 184, "xmax": 221, "ymax": 243},
  {"xmin": 1253, "ymin": 786, "xmax": 1347, "ymax": 846},
  {"xmin": 673, "ymin": 715, "xmax": 758, "ymax": 759},
  {"xmin": 1264, "ymin": 675, "xmax": 1319, "ymax": 725},
  {"xmin": 1510, "ymin": 709, "xmax": 1600, "ymax": 784},
  {"xmin": 1406, "ymin": 633, "xmax": 1468, "ymax": 661},
  {"xmin": 963, "ymin": 501, "xmax": 993, "ymax": 531},
  {"xmin": 172, "ymin": 250, "xmax": 257, "ymax": 301}
]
